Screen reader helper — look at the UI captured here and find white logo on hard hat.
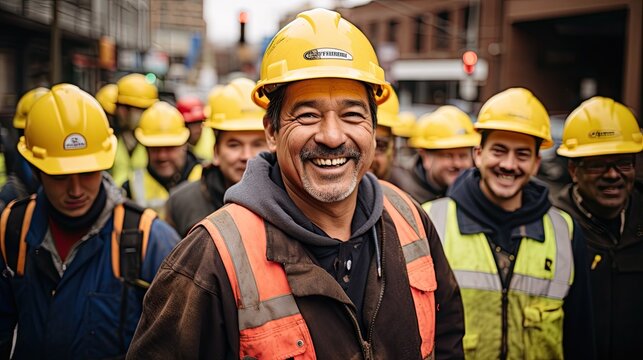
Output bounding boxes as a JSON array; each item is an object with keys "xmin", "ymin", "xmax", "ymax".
[
  {"xmin": 304, "ymin": 48, "xmax": 353, "ymax": 61},
  {"xmin": 63, "ymin": 133, "xmax": 87, "ymax": 150}
]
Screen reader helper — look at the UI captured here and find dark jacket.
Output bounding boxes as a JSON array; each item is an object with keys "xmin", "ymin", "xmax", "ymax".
[
  {"xmin": 389, "ymin": 156, "xmax": 445, "ymax": 204},
  {"xmin": 165, "ymin": 164, "xmax": 227, "ymax": 237},
  {"xmin": 128, "ymin": 152, "xmax": 465, "ymax": 359},
  {"xmin": 553, "ymin": 181, "xmax": 643, "ymax": 359},
  {"xmin": 0, "ymin": 176, "xmax": 180, "ymax": 359}
]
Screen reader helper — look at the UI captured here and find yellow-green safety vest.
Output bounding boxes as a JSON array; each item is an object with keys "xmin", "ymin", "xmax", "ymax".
[
  {"xmin": 423, "ymin": 198, "xmax": 574, "ymax": 360},
  {"xmin": 190, "ymin": 127, "xmax": 215, "ymax": 162},
  {"xmin": 111, "ymin": 138, "xmax": 148, "ymax": 186},
  {"xmin": 129, "ymin": 164, "xmax": 202, "ymax": 218}
]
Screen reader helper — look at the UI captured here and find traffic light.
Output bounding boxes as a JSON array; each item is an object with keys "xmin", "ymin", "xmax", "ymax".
[
  {"xmin": 462, "ymin": 50, "xmax": 478, "ymax": 76},
  {"xmin": 239, "ymin": 11, "xmax": 248, "ymax": 44}
]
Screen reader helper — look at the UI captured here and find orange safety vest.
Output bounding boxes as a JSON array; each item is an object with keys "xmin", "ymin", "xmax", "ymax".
[{"xmin": 199, "ymin": 181, "xmax": 436, "ymax": 359}]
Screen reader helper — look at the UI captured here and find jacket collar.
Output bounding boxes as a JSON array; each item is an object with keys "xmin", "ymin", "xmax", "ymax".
[{"xmin": 455, "ymin": 204, "xmax": 546, "ymax": 242}]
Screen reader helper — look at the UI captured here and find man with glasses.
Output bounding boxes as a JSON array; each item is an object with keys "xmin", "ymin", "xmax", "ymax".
[{"xmin": 554, "ymin": 96, "xmax": 643, "ymax": 359}]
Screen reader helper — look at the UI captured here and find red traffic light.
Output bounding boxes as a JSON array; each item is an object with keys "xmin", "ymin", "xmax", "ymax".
[
  {"xmin": 239, "ymin": 11, "xmax": 248, "ymax": 24},
  {"xmin": 462, "ymin": 50, "xmax": 478, "ymax": 75}
]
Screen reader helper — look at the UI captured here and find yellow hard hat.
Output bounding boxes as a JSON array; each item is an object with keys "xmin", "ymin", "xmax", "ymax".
[
  {"xmin": 251, "ymin": 8, "xmax": 392, "ymax": 109},
  {"xmin": 392, "ymin": 111, "xmax": 417, "ymax": 138},
  {"xmin": 18, "ymin": 84, "xmax": 117, "ymax": 175},
  {"xmin": 135, "ymin": 102, "xmax": 190, "ymax": 147},
  {"xmin": 203, "ymin": 84, "xmax": 225, "ymax": 118},
  {"xmin": 557, "ymin": 96, "xmax": 642, "ymax": 157},
  {"xmin": 377, "ymin": 90, "xmax": 400, "ymax": 128},
  {"xmin": 476, "ymin": 87, "xmax": 553, "ymax": 148},
  {"xmin": 95, "ymin": 84, "xmax": 118, "ymax": 115},
  {"xmin": 116, "ymin": 73, "xmax": 158, "ymax": 109},
  {"xmin": 205, "ymin": 79, "xmax": 265, "ymax": 131},
  {"xmin": 409, "ymin": 106, "xmax": 480, "ymax": 149},
  {"xmin": 13, "ymin": 87, "xmax": 49, "ymax": 129}
]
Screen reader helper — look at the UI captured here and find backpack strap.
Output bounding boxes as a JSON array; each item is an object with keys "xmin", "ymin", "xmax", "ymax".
[
  {"xmin": 110, "ymin": 201, "xmax": 157, "ymax": 289},
  {"xmin": 1, "ymin": 194, "xmax": 37, "ymax": 277}
]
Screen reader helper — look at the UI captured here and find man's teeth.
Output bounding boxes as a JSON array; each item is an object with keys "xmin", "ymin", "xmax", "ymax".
[
  {"xmin": 312, "ymin": 158, "xmax": 348, "ymax": 166},
  {"xmin": 498, "ymin": 174, "xmax": 515, "ymax": 180}
]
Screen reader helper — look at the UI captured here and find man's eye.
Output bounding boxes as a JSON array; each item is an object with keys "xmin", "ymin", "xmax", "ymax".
[{"xmin": 295, "ymin": 113, "xmax": 320, "ymax": 124}]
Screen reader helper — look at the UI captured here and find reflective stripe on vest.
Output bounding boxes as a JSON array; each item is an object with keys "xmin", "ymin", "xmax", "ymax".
[
  {"xmin": 425, "ymin": 198, "xmax": 573, "ymax": 358},
  {"xmin": 202, "ymin": 182, "xmax": 437, "ymax": 359},
  {"xmin": 427, "ymin": 199, "xmax": 573, "ymax": 299},
  {"xmin": 201, "ymin": 204, "xmax": 316, "ymax": 360},
  {"xmin": 380, "ymin": 181, "xmax": 436, "ymax": 359}
]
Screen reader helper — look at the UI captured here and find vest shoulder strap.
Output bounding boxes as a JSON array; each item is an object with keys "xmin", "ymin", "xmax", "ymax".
[
  {"xmin": 425, "ymin": 197, "xmax": 451, "ymax": 244},
  {"xmin": 200, "ymin": 204, "xmax": 316, "ymax": 359},
  {"xmin": 1, "ymin": 194, "xmax": 37, "ymax": 277},
  {"xmin": 111, "ymin": 200, "xmax": 157, "ymax": 289},
  {"xmin": 379, "ymin": 180, "xmax": 427, "ymax": 241}
]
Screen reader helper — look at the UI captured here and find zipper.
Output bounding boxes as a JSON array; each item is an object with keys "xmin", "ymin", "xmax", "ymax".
[
  {"xmin": 500, "ymin": 288, "xmax": 508, "ymax": 360},
  {"xmin": 346, "ymin": 222, "xmax": 385, "ymax": 359},
  {"xmin": 367, "ymin": 222, "xmax": 386, "ymax": 346},
  {"xmin": 346, "ymin": 304, "xmax": 371, "ymax": 359}
]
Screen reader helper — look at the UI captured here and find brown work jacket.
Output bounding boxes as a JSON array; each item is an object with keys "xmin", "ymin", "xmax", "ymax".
[{"xmin": 127, "ymin": 201, "xmax": 465, "ymax": 359}]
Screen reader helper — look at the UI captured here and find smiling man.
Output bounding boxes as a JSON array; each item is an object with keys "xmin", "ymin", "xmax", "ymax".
[
  {"xmin": 553, "ymin": 96, "xmax": 643, "ymax": 358},
  {"xmin": 423, "ymin": 88, "xmax": 595, "ymax": 359},
  {"xmin": 128, "ymin": 8, "xmax": 464, "ymax": 359},
  {"xmin": 165, "ymin": 78, "xmax": 268, "ymax": 237}
]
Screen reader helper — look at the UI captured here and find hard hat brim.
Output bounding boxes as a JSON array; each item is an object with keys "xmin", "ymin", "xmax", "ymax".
[
  {"xmin": 117, "ymin": 95, "xmax": 158, "ymax": 109},
  {"xmin": 18, "ymin": 135, "xmax": 117, "ymax": 175},
  {"xmin": 409, "ymin": 133, "xmax": 481, "ymax": 149},
  {"xmin": 474, "ymin": 121, "xmax": 554, "ymax": 149},
  {"xmin": 557, "ymin": 141, "xmax": 643, "ymax": 158},
  {"xmin": 134, "ymin": 128, "xmax": 190, "ymax": 147},
  {"xmin": 205, "ymin": 115, "xmax": 265, "ymax": 132},
  {"xmin": 252, "ymin": 67, "xmax": 392, "ymax": 109}
]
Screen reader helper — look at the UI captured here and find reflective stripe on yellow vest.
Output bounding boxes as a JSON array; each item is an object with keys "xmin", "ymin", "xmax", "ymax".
[
  {"xmin": 130, "ymin": 165, "xmax": 202, "ymax": 217},
  {"xmin": 424, "ymin": 198, "xmax": 573, "ymax": 360},
  {"xmin": 199, "ymin": 181, "xmax": 437, "ymax": 359}
]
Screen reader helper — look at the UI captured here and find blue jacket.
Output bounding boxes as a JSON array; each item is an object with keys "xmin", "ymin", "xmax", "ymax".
[{"xmin": 0, "ymin": 178, "xmax": 180, "ymax": 359}]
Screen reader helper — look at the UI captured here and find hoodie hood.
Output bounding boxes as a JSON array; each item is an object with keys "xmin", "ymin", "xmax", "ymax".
[
  {"xmin": 447, "ymin": 167, "xmax": 551, "ymax": 250},
  {"xmin": 225, "ymin": 152, "xmax": 383, "ymax": 246}
]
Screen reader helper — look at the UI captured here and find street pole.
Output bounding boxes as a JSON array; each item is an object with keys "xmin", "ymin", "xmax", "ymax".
[{"xmin": 50, "ymin": 0, "xmax": 61, "ymax": 84}]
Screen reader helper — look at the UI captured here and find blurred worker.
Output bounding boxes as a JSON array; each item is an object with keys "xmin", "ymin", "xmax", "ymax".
[
  {"xmin": 553, "ymin": 97, "xmax": 643, "ymax": 359},
  {"xmin": 0, "ymin": 87, "xmax": 48, "ymax": 211},
  {"xmin": 95, "ymin": 83, "xmax": 118, "ymax": 129},
  {"xmin": 390, "ymin": 105, "xmax": 479, "ymax": 203},
  {"xmin": 122, "ymin": 101, "xmax": 202, "ymax": 217},
  {"xmin": 369, "ymin": 89, "xmax": 399, "ymax": 180},
  {"xmin": 392, "ymin": 110, "xmax": 418, "ymax": 168},
  {"xmin": 166, "ymin": 79, "xmax": 268, "ymax": 237},
  {"xmin": 0, "ymin": 84, "xmax": 180, "ymax": 359},
  {"xmin": 128, "ymin": 8, "xmax": 464, "ymax": 359},
  {"xmin": 111, "ymin": 73, "xmax": 158, "ymax": 185},
  {"xmin": 176, "ymin": 96, "xmax": 215, "ymax": 162},
  {"xmin": 423, "ymin": 88, "xmax": 594, "ymax": 359}
]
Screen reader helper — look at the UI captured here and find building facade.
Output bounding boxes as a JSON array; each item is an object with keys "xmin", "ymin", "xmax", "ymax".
[
  {"xmin": 341, "ymin": 0, "xmax": 641, "ymax": 119},
  {"xmin": 0, "ymin": 0, "xmax": 151, "ymax": 126}
]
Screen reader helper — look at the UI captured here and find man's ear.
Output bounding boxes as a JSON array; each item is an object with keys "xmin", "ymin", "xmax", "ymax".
[
  {"xmin": 531, "ymin": 154, "xmax": 542, "ymax": 176},
  {"xmin": 264, "ymin": 115, "xmax": 278, "ymax": 152},
  {"xmin": 472, "ymin": 146, "xmax": 482, "ymax": 168},
  {"xmin": 568, "ymin": 159, "xmax": 579, "ymax": 183}
]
